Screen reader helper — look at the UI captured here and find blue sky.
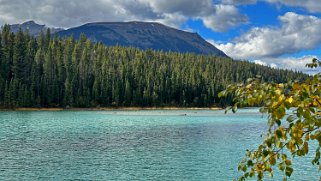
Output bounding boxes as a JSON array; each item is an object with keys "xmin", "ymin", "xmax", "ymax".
[
  {"xmin": 199, "ymin": 1, "xmax": 321, "ymax": 55},
  {"xmin": 183, "ymin": 1, "xmax": 279, "ymax": 42},
  {"xmin": 1, "ymin": 0, "xmax": 321, "ymax": 73},
  {"xmin": 183, "ymin": 0, "xmax": 321, "ymax": 73}
]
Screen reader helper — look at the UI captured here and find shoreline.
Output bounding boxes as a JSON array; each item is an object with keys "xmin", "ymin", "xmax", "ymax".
[{"xmin": 0, "ymin": 107, "xmax": 222, "ymax": 111}]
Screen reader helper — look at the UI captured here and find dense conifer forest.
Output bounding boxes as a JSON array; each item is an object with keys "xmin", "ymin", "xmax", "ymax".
[{"xmin": 0, "ymin": 25, "xmax": 306, "ymax": 108}]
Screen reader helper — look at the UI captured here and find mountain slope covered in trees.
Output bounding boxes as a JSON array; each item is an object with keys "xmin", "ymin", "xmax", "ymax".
[{"xmin": 0, "ymin": 25, "xmax": 306, "ymax": 108}]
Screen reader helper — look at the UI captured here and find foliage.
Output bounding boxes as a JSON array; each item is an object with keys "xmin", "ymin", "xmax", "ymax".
[
  {"xmin": 0, "ymin": 25, "xmax": 306, "ymax": 108},
  {"xmin": 219, "ymin": 58, "xmax": 321, "ymax": 180}
]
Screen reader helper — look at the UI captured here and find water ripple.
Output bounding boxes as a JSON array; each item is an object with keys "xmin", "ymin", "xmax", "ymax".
[{"xmin": 0, "ymin": 110, "xmax": 318, "ymax": 180}]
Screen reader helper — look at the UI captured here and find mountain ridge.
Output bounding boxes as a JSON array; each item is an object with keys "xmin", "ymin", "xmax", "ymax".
[
  {"xmin": 56, "ymin": 21, "xmax": 227, "ymax": 56},
  {"xmin": 7, "ymin": 20, "xmax": 227, "ymax": 57},
  {"xmin": 10, "ymin": 20, "xmax": 63, "ymax": 36}
]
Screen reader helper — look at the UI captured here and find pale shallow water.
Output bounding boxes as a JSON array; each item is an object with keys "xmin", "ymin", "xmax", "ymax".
[{"xmin": 0, "ymin": 109, "xmax": 319, "ymax": 180}]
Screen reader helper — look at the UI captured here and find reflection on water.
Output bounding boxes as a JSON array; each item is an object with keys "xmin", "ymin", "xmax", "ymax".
[{"xmin": 0, "ymin": 110, "xmax": 318, "ymax": 180}]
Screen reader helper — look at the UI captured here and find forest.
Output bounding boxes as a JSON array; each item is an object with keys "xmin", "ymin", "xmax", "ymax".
[{"xmin": 0, "ymin": 25, "xmax": 307, "ymax": 108}]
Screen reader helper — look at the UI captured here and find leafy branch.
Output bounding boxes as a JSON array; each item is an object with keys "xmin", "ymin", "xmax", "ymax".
[{"xmin": 220, "ymin": 58, "xmax": 321, "ymax": 180}]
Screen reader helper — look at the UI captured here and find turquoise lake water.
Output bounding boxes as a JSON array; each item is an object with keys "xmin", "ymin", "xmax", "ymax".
[{"xmin": 0, "ymin": 109, "xmax": 319, "ymax": 180}]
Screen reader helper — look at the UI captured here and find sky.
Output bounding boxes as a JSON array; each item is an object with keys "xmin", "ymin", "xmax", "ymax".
[{"xmin": 0, "ymin": 0, "xmax": 321, "ymax": 73}]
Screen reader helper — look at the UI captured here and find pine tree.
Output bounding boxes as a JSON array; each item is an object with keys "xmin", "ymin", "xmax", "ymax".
[
  {"xmin": 12, "ymin": 30, "xmax": 27, "ymax": 82},
  {"xmin": 0, "ymin": 26, "xmax": 307, "ymax": 108}
]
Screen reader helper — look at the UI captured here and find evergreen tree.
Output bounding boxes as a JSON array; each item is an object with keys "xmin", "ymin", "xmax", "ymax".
[{"xmin": 0, "ymin": 26, "xmax": 307, "ymax": 108}]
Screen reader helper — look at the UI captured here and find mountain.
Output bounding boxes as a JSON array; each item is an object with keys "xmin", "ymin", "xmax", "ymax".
[
  {"xmin": 56, "ymin": 21, "xmax": 227, "ymax": 57},
  {"xmin": 8, "ymin": 21, "xmax": 227, "ymax": 56},
  {"xmin": 10, "ymin": 20, "xmax": 63, "ymax": 36}
]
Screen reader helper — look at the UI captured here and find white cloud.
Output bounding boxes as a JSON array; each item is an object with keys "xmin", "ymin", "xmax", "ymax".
[
  {"xmin": 207, "ymin": 12, "xmax": 321, "ymax": 74},
  {"xmin": 213, "ymin": 12, "xmax": 321, "ymax": 59},
  {"xmin": 221, "ymin": 0, "xmax": 257, "ymax": 5},
  {"xmin": 133, "ymin": 1, "xmax": 250, "ymax": 32},
  {"xmin": 253, "ymin": 60, "xmax": 277, "ymax": 69},
  {"xmin": 154, "ymin": 13, "xmax": 187, "ymax": 28},
  {"xmin": 253, "ymin": 59, "xmax": 268, "ymax": 66},
  {"xmin": 0, "ymin": 0, "xmax": 248, "ymax": 32},
  {"xmin": 266, "ymin": 0, "xmax": 321, "ymax": 13},
  {"xmin": 270, "ymin": 63, "xmax": 277, "ymax": 69},
  {"xmin": 203, "ymin": 5, "xmax": 248, "ymax": 32},
  {"xmin": 253, "ymin": 56, "xmax": 320, "ymax": 74},
  {"xmin": 145, "ymin": 0, "xmax": 213, "ymax": 16}
]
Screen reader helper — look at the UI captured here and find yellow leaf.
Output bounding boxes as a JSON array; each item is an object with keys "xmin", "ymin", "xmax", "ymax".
[
  {"xmin": 285, "ymin": 159, "xmax": 292, "ymax": 165},
  {"xmin": 286, "ymin": 97, "xmax": 293, "ymax": 104},
  {"xmin": 303, "ymin": 142, "xmax": 309, "ymax": 154},
  {"xmin": 293, "ymin": 83, "xmax": 300, "ymax": 90},
  {"xmin": 275, "ymin": 89, "xmax": 281, "ymax": 95},
  {"xmin": 269, "ymin": 155, "xmax": 276, "ymax": 165},
  {"xmin": 310, "ymin": 134, "xmax": 316, "ymax": 140}
]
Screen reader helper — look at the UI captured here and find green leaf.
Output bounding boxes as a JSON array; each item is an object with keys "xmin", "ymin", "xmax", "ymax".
[
  {"xmin": 218, "ymin": 91, "xmax": 225, "ymax": 98},
  {"xmin": 259, "ymin": 107, "xmax": 267, "ymax": 113},
  {"xmin": 263, "ymin": 150, "xmax": 269, "ymax": 157},
  {"xmin": 297, "ymin": 107, "xmax": 304, "ymax": 117},
  {"xmin": 276, "ymin": 130, "xmax": 283, "ymax": 138},
  {"xmin": 232, "ymin": 105, "xmax": 238, "ymax": 113},
  {"xmin": 286, "ymin": 115, "xmax": 295, "ymax": 123},
  {"xmin": 285, "ymin": 167, "xmax": 293, "ymax": 177},
  {"xmin": 241, "ymin": 165, "xmax": 247, "ymax": 172},
  {"xmin": 278, "ymin": 162, "xmax": 286, "ymax": 171},
  {"xmin": 224, "ymin": 106, "xmax": 232, "ymax": 114}
]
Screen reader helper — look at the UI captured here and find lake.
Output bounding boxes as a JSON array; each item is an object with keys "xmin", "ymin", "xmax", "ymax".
[{"xmin": 0, "ymin": 109, "xmax": 318, "ymax": 180}]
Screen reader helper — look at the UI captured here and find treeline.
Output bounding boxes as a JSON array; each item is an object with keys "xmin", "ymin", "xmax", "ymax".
[{"xmin": 0, "ymin": 25, "xmax": 306, "ymax": 108}]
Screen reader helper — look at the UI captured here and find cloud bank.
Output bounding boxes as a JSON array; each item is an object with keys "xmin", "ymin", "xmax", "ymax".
[
  {"xmin": 210, "ymin": 12, "xmax": 321, "ymax": 73},
  {"xmin": 215, "ymin": 12, "xmax": 321, "ymax": 59},
  {"xmin": 0, "ymin": 0, "xmax": 249, "ymax": 32},
  {"xmin": 253, "ymin": 56, "xmax": 320, "ymax": 74},
  {"xmin": 267, "ymin": 0, "xmax": 321, "ymax": 13}
]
